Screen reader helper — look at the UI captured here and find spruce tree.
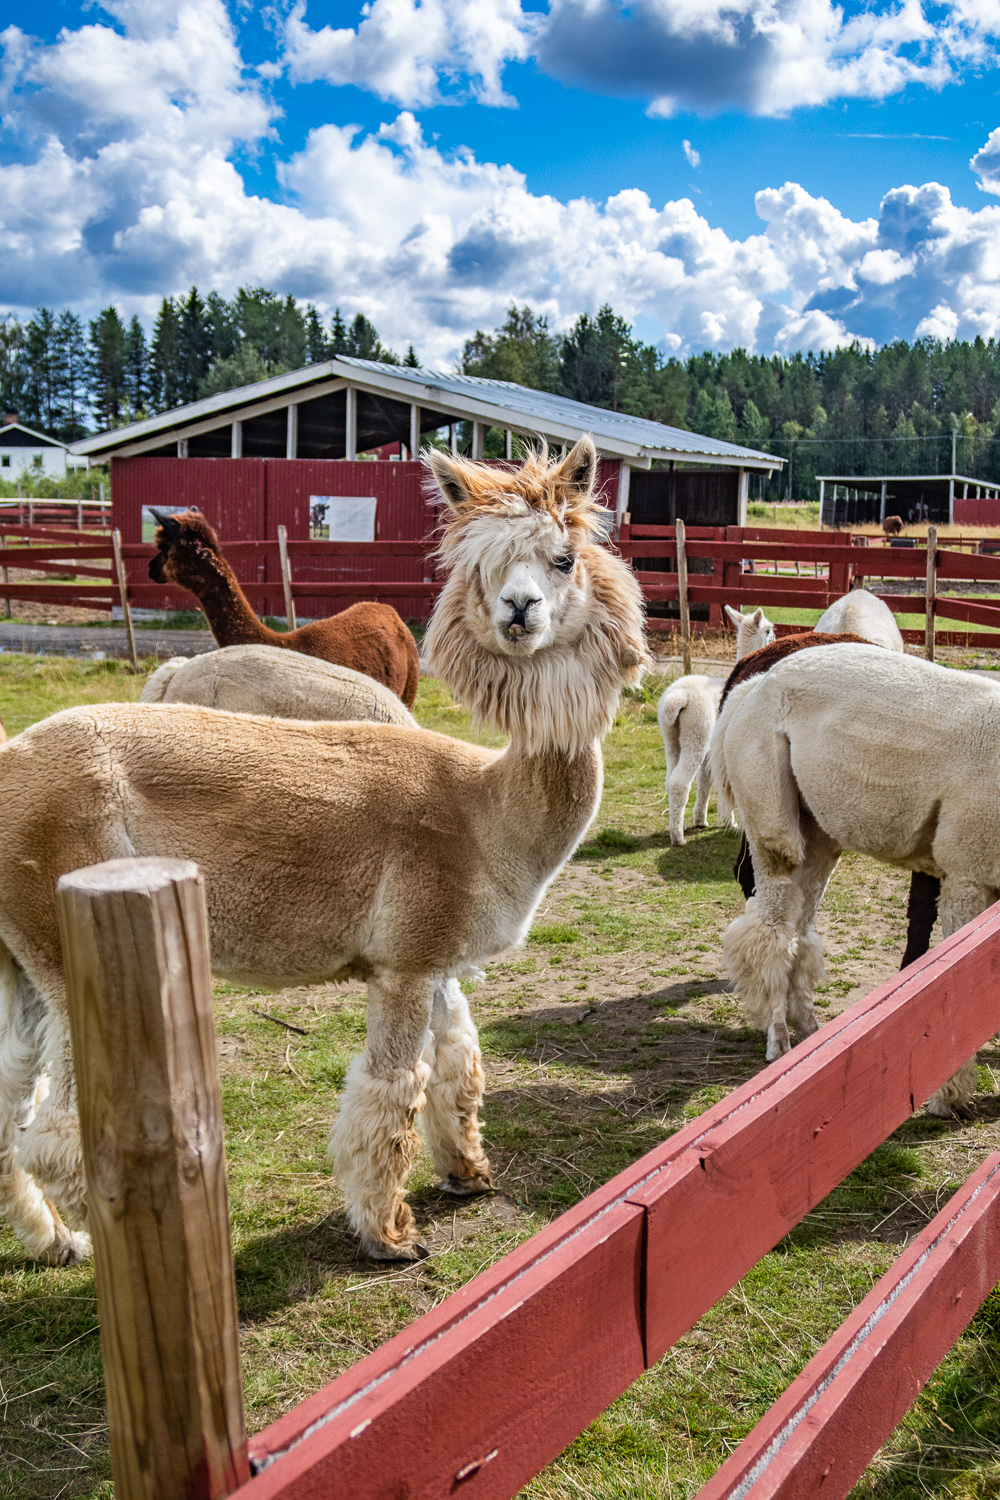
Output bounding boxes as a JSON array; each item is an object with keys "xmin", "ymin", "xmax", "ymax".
[
  {"xmin": 305, "ymin": 306, "xmax": 328, "ymax": 363},
  {"xmin": 278, "ymin": 295, "xmax": 306, "ymax": 370},
  {"xmin": 206, "ymin": 291, "xmax": 239, "ymax": 365},
  {"xmin": 404, "ymin": 344, "xmax": 419, "ymax": 367},
  {"xmin": 22, "ymin": 308, "xmax": 61, "ymax": 432},
  {"xmin": 150, "ymin": 298, "xmax": 182, "ymax": 412},
  {"xmin": 0, "ymin": 316, "xmax": 25, "ymax": 419},
  {"xmin": 347, "ymin": 313, "xmax": 381, "ymax": 360},
  {"xmin": 329, "ymin": 309, "xmax": 348, "ymax": 356},
  {"xmin": 88, "ymin": 307, "xmax": 128, "ymax": 428},
  {"xmin": 178, "ymin": 287, "xmax": 211, "ymax": 402},
  {"xmin": 55, "ymin": 310, "xmax": 88, "ymax": 440},
  {"xmin": 124, "ymin": 315, "xmax": 150, "ymax": 419}
]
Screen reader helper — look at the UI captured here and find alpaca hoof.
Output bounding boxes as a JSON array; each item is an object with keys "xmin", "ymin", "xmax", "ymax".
[
  {"xmin": 765, "ymin": 1021, "xmax": 791, "ymax": 1062},
  {"xmin": 670, "ymin": 833, "xmax": 686, "ymax": 847},
  {"xmin": 35, "ymin": 1228, "xmax": 91, "ymax": 1267},
  {"xmin": 364, "ymin": 1237, "xmax": 429, "ymax": 1263},
  {"xmin": 951, "ymin": 1102, "xmax": 977, "ymax": 1122},
  {"xmin": 439, "ymin": 1172, "xmax": 494, "ymax": 1198}
]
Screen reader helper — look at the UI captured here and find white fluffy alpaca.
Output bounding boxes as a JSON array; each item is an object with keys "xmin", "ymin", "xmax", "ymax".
[
  {"xmin": 711, "ymin": 643, "xmax": 998, "ymax": 1117},
  {"xmin": 141, "ymin": 645, "xmax": 416, "ymax": 725},
  {"xmin": 658, "ymin": 605, "xmax": 774, "ymax": 846},
  {"xmin": 814, "ymin": 587, "xmax": 904, "ymax": 652}
]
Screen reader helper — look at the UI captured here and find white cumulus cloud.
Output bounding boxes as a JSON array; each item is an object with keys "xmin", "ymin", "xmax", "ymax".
[
  {"xmin": 682, "ymin": 139, "xmax": 700, "ymax": 168},
  {"xmin": 4, "ymin": 6, "xmax": 1000, "ymax": 366}
]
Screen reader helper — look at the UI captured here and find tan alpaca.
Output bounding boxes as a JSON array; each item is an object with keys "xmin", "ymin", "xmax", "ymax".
[
  {"xmin": 0, "ymin": 438, "xmax": 647, "ymax": 1265},
  {"xmin": 141, "ymin": 645, "xmax": 416, "ymax": 725}
]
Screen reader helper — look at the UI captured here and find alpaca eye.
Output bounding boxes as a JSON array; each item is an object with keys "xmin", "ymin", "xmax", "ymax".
[{"xmin": 552, "ymin": 554, "xmax": 575, "ymax": 574}]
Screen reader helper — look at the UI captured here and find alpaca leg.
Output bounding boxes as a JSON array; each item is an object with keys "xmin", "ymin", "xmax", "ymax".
[
  {"xmin": 692, "ymin": 758, "xmax": 713, "ymax": 829},
  {"xmin": 722, "ymin": 852, "xmax": 805, "ymax": 1061},
  {"xmin": 0, "ymin": 957, "xmax": 88, "ymax": 1264},
  {"xmin": 925, "ymin": 875, "xmax": 996, "ymax": 1119},
  {"xmin": 419, "ymin": 978, "xmax": 492, "ymax": 1197},
  {"xmin": 329, "ymin": 972, "xmax": 433, "ymax": 1261},
  {"xmin": 784, "ymin": 823, "xmax": 840, "ymax": 1042},
  {"xmin": 668, "ymin": 750, "xmax": 700, "ymax": 847},
  {"xmin": 15, "ymin": 992, "xmax": 90, "ymax": 1242}
]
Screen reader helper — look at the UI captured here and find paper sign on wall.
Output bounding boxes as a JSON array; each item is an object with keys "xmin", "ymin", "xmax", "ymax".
[{"xmin": 311, "ymin": 495, "xmax": 376, "ymax": 541}]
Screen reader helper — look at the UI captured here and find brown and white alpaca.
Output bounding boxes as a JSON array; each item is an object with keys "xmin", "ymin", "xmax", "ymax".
[
  {"xmin": 711, "ymin": 643, "xmax": 1000, "ymax": 1117},
  {"xmin": 0, "ymin": 438, "xmax": 647, "ymax": 1265},
  {"xmin": 148, "ymin": 509, "xmax": 421, "ymax": 709}
]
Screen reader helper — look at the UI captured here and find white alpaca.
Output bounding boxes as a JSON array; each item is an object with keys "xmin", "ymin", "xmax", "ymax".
[
  {"xmin": 657, "ymin": 605, "xmax": 774, "ymax": 847},
  {"xmin": 141, "ymin": 645, "xmax": 416, "ymax": 725},
  {"xmin": 814, "ymin": 587, "xmax": 904, "ymax": 652},
  {"xmin": 0, "ymin": 437, "xmax": 648, "ymax": 1265},
  {"xmin": 711, "ymin": 643, "xmax": 997, "ymax": 1117}
]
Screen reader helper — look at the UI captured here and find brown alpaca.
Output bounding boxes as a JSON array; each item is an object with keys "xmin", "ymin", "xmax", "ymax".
[
  {"xmin": 149, "ymin": 508, "xmax": 420, "ymax": 709},
  {"xmin": 882, "ymin": 514, "xmax": 904, "ymax": 537}
]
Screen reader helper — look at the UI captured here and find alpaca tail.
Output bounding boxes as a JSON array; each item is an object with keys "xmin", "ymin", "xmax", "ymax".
[
  {"xmin": 139, "ymin": 657, "xmax": 189, "ymax": 703},
  {"xmin": 656, "ymin": 683, "xmax": 689, "ymax": 731}
]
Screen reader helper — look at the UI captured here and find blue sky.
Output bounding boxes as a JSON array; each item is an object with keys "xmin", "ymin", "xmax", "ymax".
[{"xmin": 3, "ymin": 0, "xmax": 1000, "ymax": 362}]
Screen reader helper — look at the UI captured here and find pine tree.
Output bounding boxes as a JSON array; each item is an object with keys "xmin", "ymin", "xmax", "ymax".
[
  {"xmin": 22, "ymin": 308, "xmax": 61, "ymax": 432},
  {"xmin": 278, "ymin": 295, "xmax": 306, "ymax": 370},
  {"xmin": 305, "ymin": 306, "xmax": 328, "ymax": 363},
  {"xmin": 404, "ymin": 344, "xmax": 419, "ymax": 367},
  {"xmin": 234, "ymin": 287, "xmax": 286, "ymax": 368},
  {"xmin": 206, "ymin": 291, "xmax": 239, "ymax": 365},
  {"xmin": 150, "ymin": 298, "xmax": 182, "ymax": 412},
  {"xmin": 124, "ymin": 315, "xmax": 150, "ymax": 420},
  {"xmin": 0, "ymin": 316, "xmax": 25, "ymax": 418},
  {"xmin": 54, "ymin": 310, "xmax": 88, "ymax": 440},
  {"xmin": 177, "ymin": 287, "xmax": 212, "ymax": 403},
  {"xmin": 560, "ymin": 306, "xmax": 633, "ymax": 409},
  {"xmin": 346, "ymin": 313, "xmax": 382, "ymax": 360},
  {"xmin": 463, "ymin": 305, "xmax": 560, "ymax": 392},
  {"xmin": 329, "ymin": 309, "xmax": 348, "ymax": 356},
  {"xmin": 88, "ymin": 307, "xmax": 128, "ymax": 428}
]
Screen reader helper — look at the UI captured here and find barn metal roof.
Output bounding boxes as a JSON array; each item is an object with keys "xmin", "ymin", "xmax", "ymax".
[{"xmin": 69, "ymin": 356, "xmax": 780, "ymax": 471}]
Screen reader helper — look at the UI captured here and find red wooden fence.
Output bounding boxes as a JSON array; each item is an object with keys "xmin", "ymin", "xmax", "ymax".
[
  {"xmin": 6, "ymin": 523, "xmax": 1000, "ymax": 651},
  {"xmin": 209, "ymin": 902, "xmax": 1000, "ymax": 1500}
]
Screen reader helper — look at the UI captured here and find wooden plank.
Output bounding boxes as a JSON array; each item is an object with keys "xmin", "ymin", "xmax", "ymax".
[
  {"xmin": 57, "ymin": 858, "xmax": 248, "ymax": 1500},
  {"xmin": 697, "ymin": 1152, "xmax": 1000, "ymax": 1500},
  {"xmin": 631, "ymin": 901, "xmax": 1000, "ymax": 1362},
  {"xmin": 277, "ymin": 525, "xmax": 297, "ymax": 631},
  {"xmin": 239, "ymin": 1203, "xmax": 645, "ymax": 1500},
  {"xmin": 938, "ymin": 549, "xmax": 1000, "ymax": 582},
  {"xmin": 112, "ymin": 529, "xmax": 138, "ymax": 671}
]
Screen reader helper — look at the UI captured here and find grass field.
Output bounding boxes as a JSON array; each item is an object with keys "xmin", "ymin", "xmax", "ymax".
[{"xmin": 1, "ymin": 657, "xmax": 1000, "ymax": 1497}]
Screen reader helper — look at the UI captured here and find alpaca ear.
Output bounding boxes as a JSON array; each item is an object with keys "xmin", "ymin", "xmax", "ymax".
[
  {"xmin": 751, "ymin": 608, "xmax": 764, "ymax": 627},
  {"xmin": 724, "ymin": 604, "xmax": 742, "ymax": 629},
  {"xmin": 556, "ymin": 435, "xmax": 597, "ymax": 496},
  {"xmin": 425, "ymin": 448, "xmax": 472, "ymax": 511}
]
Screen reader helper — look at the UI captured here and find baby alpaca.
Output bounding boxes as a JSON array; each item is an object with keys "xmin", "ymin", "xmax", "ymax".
[{"xmin": 658, "ymin": 605, "xmax": 774, "ymax": 846}]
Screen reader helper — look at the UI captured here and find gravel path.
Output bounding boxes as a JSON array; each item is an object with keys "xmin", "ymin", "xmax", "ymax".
[{"xmin": 0, "ymin": 623, "xmax": 216, "ymax": 660}]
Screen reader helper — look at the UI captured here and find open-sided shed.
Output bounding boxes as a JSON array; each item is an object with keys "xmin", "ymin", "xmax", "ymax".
[{"xmin": 819, "ymin": 472, "xmax": 1000, "ymax": 529}]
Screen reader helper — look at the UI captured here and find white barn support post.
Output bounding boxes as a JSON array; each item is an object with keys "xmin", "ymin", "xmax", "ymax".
[
  {"xmin": 616, "ymin": 460, "xmax": 631, "ymax": 536},
  {"xmin": 344, "ymin": 386, "xmax": 357, "ymax": 462},
  {"xmin": 410, "ymin": 403, "xmax": 421, "ymax": 462},
  {"xmin": 471, "ymin": 422, "xmax": 485, "ymax": 460},
  {"xmin": 285, "ymin": 403, "xmax": 298, "ymax": 460},
  {"xmin": 57, "ymin": 857, "xmax": 248, "ymax": 1500},
  {"xmin": 230, "ymin": 422, "xmax": 242, "ymax": 460}
]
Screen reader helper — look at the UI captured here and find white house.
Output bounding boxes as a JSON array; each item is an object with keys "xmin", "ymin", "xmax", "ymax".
[{"xmin": 0, "ymin": 417, "xmax": 89, "ymax": 478}]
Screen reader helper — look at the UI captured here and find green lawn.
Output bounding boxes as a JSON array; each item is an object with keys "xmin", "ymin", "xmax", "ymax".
[{"xmin": 0, "ymin": 659, "xmax": 998, "ymax": 1497}]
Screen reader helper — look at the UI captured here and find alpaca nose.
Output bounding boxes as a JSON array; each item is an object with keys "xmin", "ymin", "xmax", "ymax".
[{"xmin": 502, "ymin": 597, "xmax": 536, "ymax": 637}]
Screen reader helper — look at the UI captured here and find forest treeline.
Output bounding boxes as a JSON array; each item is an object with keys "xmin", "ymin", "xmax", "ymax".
[
  {"xmin": 4, "ymin": 290, "xmax": 1000, "ymax": 492},
  {"xmin": 0, "ymin": 288, "xmax": 416, "ymax": 442}
]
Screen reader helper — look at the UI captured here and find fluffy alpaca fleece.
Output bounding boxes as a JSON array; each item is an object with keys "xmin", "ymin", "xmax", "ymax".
[
  {"xmin": 656, "ymin": 605, "xmax": 774, "ymax": 847},
  {"xmin": 814, "ymin": 588, "xmax": 904, "ymax": 652},
  {"xmin": 148, "ymin": 509, "xmax": 420, "ymax": 709},
  {"xmin": 141, "ymin": 645, "xmax": 416, "ymax": 726},
  {"xmin": 0, "ymin": 437, "xmax": 648, "ymax": 1265},
  {"xmin": 711, "ymin": 643, "xmax": 1000, "ymax": 1115}
]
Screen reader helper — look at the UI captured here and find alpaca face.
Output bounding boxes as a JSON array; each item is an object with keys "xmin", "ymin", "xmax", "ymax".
[
  {"xmin": 148, "ymin": 508, "xmax": 220, "ymax": 586},
  {"xmin": 485, "ymin": 528, "xmax": 586, "ymax": 656}
]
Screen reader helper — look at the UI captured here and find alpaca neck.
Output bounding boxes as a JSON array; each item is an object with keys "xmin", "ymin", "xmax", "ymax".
[
  {"xmin": 485, "ymin": 740, "xmax": 603, "ymax": 878},
  {"xmin": 181, "ymin": 555, "xmax": 280, "ymax": 649}
]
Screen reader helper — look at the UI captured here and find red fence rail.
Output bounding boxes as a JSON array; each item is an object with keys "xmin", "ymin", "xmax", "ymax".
[
  {"xmin": 5, "ymin": 524, "xmax": 1000, "ymax": 652},
  {"xmin": 65, "ymin": 862, "xmax": 1000, "ymax": 1500}
]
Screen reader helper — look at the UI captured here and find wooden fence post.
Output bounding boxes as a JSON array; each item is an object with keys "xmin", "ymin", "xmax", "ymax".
[
  {"xmin": 925, "ymin": 524, "xmax": 937, "ymax": 662},
  {"xmin": 57, "ymin": 857, "xmax": 248, "ymax": 1500},
  {"xmin": 277, "ymin": 524, "xmax": 297, "ymax": 632},
  {"xmin": 676, "ymin": 518, "xmax": 692, "ymax": 675},
  {"xmin": 111, "ymin": 528, "xmax": 139, "ymax": 671}
]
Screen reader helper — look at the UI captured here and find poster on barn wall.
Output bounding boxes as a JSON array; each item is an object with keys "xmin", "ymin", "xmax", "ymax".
[{"xmin": 311, "ymin": 495, "xmax": 376, "ymax": 541}]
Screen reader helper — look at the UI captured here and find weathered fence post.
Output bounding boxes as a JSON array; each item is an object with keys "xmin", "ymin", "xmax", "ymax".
[
  {"xmin": 57, "ymin": 857, "xmax": 248, "ymax": 1500},
  {"xmin": 925, "ymin": 524, "xmax": 937, "ymax": 662},
  {"xmin": 675, "ymin": 517, "xmax": 692, "ymax": 676},
  {"xmin": 277, "ymin": 524, "xmax": 297, "ymax": 632},
  {"xmin": 111, "ymin": 528, "xmax": 139, "ymax": 671}
]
